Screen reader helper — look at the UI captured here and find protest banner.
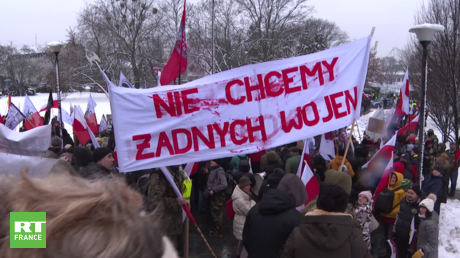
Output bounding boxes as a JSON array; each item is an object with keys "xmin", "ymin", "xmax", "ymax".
[
  {"xmin": 0, "ymin": 153, "xmax": 58, "ymax": 177},
  {"xmin": 0, "ymin": 124, "xmax": 51, "ymax": 156},
  {"xmin": 110, "ymin": 36, "xmax": 371, "ymax": 172}
]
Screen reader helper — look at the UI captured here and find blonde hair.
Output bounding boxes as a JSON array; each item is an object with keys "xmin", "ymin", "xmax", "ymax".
[{"xmin": 0, "ymin": 170, "xmax": 167, "ymax": 258}]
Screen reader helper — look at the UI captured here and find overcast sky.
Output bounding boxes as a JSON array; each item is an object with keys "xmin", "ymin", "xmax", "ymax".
[{"xmin": 0, "ymin": 0, "xmax": 428, "ymax": 56}]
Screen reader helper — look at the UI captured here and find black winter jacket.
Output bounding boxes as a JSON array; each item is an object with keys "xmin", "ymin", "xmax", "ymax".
[
  {"xmin": 394, "ymin": 197, "xmax": 421, "ymax": 239},
  {"xmin": 243, "ymin": 189, "xmax": 302, "ymax": 258}
]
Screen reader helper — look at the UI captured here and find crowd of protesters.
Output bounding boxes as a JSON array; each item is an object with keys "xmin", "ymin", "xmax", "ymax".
[{"xmin": 1, "ymin": 110, "xmax": 459, "ymax": 258}]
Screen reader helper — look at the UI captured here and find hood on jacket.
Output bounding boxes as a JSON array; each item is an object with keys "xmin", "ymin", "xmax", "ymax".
[
  {"xmin": 239, "ymin": 159, "xmax": 251, "ymax": 173},
  {"xmin": 258, "ymin": 189, "xmax": 295, "ymax": 215},
  {"xmin": 301, "ymin": 211, "xmax": 354, "ymax": 250},
  {"xmin": 324, "ymin": 169, "xmax": 352, "ymax": 194},
  {"xmin": 388, "ymin": 172, "xmax": 404, "ymax": 190}
]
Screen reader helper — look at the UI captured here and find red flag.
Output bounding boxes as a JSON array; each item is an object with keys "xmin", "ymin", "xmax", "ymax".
[
  {"xmin": 372, "ymin": 152, "xmax": 394, "ymax": 206},
  {"xmin": 363, "ymin": 133, "xmax": 396, "ymax": 171},
  {"xmin": 160, "ymin": 0, "xmax": 187, "ymax": 85},
  {"xmin": 85, "ymin": 94, "xmax": 99, "ymax": 134},
  {"xmin": 394, "ymin": 68, "xmax": 410, "ymax": 117},
  {"xmin": 397, "ymin": 115, "xmax": 419, "ymax": 136},
  {"xmin": 0, "ymin": 115, "xmax": 4, "ymax": 125},
  {"xmin": 297, "ymin": 139, "xmax": 319, "ymax": 207},
  {"xmin": 23, "ymin": 95, "xmax": 44, "ymax": 130},
  {"xmin": 74, "ymin": 105, "xmax": 91, "ymax": 145}
]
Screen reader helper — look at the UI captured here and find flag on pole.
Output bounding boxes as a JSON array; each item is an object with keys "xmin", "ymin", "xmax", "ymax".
[
  {"xmin": 74, "ymin": 105, "xmax": 91, "ymax": 145},
  {"xmin": 363, "ymin": 132, "xmax": 397, "ymax": 170},
  {"xmin": 319, "ymin": 132, "xmax": 335, "ymax": 161},
  {"xmin": 85, "ymin": 94, "xmax": 99, "ymax": 134},
  {"xmin": 297, "ymin": 138, "xmax": 320, "ymax": 208},
  {"xmin": 5, "ymin": 103, "xmax": 25, "ymax": 130},
  {"xmin": 397, "ymin": 115, "xmax": 419, "ymax": 136},
  {"xmin": 395, "ymin": 68, "xmax": 410, "ymax": 117},
  {"xmin": 61, "ymin": 108, "xmax": 73, "ymax": 126},
  {"xmin": 0, "ymin": 114, "xmax": 4, "ymax": 125},
  {"xmin": 159, "ymin": 167, "xmax": 197, "ymax": 225},
  {"xmin": 372, "ymin": 152, "xmax": 394, "ymax": 206},
  {"xmin": 23, "ymin": 95, "xmax": 43, "ymax": 130},
  {"xmin": 160, "ymin": 0, "xmax": 187, "ymax": 85},
  {"xmin": 42, "ymin": 91, "xmax": 54, "ymax": 124},
  {"xmin": 184, "ymin": 162, "xmax": 199, "ymax": 177},
  {"xmin": 119, "ymin": 71, "xmax": 134, "ymax": 88},
  {"xmin": 99, "ymin": 115, "xmax": 108, "ymax": 132},
  {"xmin": 89, "ymin": 127, "xmax": 100, "ymax": 148}
]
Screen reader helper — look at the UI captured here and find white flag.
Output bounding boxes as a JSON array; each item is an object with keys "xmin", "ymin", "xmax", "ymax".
[
  {"xmin": 5, "ymin": 103, "xmax": 26, "ymax": 130},
  {"xmin": 99, "ymin": 115, "xmax": 108, "ymax": 132},
  {"xmin": 319, "ymin": 133, "xmax": 336, "ymax": 161},
  {"xmin": 119, "ymin": 71, "xmax": 134, "ymax": 88}
]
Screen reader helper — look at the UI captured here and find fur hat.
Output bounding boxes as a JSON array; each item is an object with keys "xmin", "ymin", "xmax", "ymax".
[
  {"xmin": 317, "ymin": 182, "xmax": 349, "ymax": 213},
  {"xmin": 277, "ymin": 173, "xmax": 308, "ymax": 207},
  {"xmin": 393, "ymin": 162, "xmax": 405, "ymax": 174},
  {"xmin": 359, "ymin": 190, "xmax": 372, "ymax": 202},
  {"xmin": 92, "ymin": 147, "xmax": 113, "ymax": 163},
  {"xmin": 419, "ymin": 194, "xmax": 437, "ymax": 212},
  {"xmin": 51, "ymin": 137, "xmax": 62, "ymax": 147},
  {"xmin": 408, "ymin": 184, "xmax": 422, "ymax": 197},
  {"xmin": 238, "ymin": 176, "xmax": 252, "ymax": 188}
]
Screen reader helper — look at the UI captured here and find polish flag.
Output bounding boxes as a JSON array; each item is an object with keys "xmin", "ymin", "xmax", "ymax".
[
  {"xmin": 397, "ymin": 115, "xmax": 419, "ymax": 136},
  {"xmin": 39, "ymin": 100, "xmax": 58, "ymax": 112},
  {"xmin": 23, "ymin": 95, "xmax": 43, "ymax": 130},
  {"xmin": 184, "ymin": 162, "xmax": 199, "ymax": 177},
  {"xmin": 160, "ymin": 0, "xmax": 187, "ymax": 85},
  {"xmin": 85, "ymin": 94, "xmax": 99, "ymax": 134},
  {"xmin": 319, "ymin": 132, "xmax": 335, "ymax": 161},
  {"xmin": 394, "ymin": 68, "xmax": 410, "ymax": 117},
  {"xmin": 372, "ymin": 152, "xmax": 394, "ymax": 206},
  {"xmin": 74, "ymin": 105, "xmax": 91, "ymax": 145},
  {"xmin": 297, "ymin": 139, "xmax": 320, "ymax": 207},
  {"xmin": 363, "ymin": 132, "xmax": 397, "ymax": 170},
  {"xmin": 0, "ymin": 115, "xmax": 4, "ymax": 125}
]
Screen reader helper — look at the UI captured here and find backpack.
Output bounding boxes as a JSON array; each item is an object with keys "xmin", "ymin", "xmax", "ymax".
[
  {"xmin": 375, "ymin": 187, "xmax": 401, "ymax": 213},
  {"xmin": 225, "ymin": 171, "xmax": 236, "ymax": 198}
]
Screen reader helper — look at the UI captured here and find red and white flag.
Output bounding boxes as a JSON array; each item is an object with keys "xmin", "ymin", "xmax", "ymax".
[
  {"xmin": 74, "ymin": 105, "xmax": 91, "ymax": 145},
  {"xmin": 85, "ymin": 94, "xmax": 99, "ymax": 134},
  {"xmin": 297, "ymin": 138, "xmax": 320, "ymax": 208},
  {"xmin": 395, "ymin": 68, "xmax": 410, "ymax": 117},
  {"xmin": 363, "ymin": 132, "xmax": 397, "ymax": 170},
  {"xmin": 372, "ymin": 152, "xmax": 394, "ymax": 206},
  {"xmin": 23, "ymin": 95, "xmax": 43, "ymax": 130},
  {"xmin": 160, "ymin": 0, "xmax": 187, "ymax": 85},
  {"xmin": 397, "ymin": 115, "xmax": 419, "ymax": 136},
  {"xmin": 0, "ymin": 115, "xmax": 4, "ymax": 125},
  {"xmin": 319, "ymin": 132, "xmax": 335, "ymax": 161},
  {"xmin": 39, "ymin": 99, "xmax": 58, "ymax": 112},
  {"xmin": 184, "ymin": 162, "xmax": 199, "ymax": 177}
]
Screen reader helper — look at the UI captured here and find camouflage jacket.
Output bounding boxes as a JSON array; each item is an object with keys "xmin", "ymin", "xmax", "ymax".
[{"xmin": 147, "ymin": 169, "xmax": 184, "ymax": 236}]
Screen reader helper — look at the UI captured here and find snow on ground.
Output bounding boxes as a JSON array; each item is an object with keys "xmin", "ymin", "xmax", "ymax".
[{"xmin": 440, "ymin": 199, "xmax": 460, "ymax": 257}]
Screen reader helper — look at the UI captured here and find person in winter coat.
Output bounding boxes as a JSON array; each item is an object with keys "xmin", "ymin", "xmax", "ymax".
[
  {"xmin": 329, "ymin": 148, "xmax": 355, "ymax": 177},
  {"xmin": 206, "ymin": 159, "xmax": 228, "ymax": 237},
  {"xmin": 42, "ymin": 137, "xmax": 62, "ymax": 159},
  {"xmin": 257, "ymin": 168, "xmax": 285, "ymax": 201},
  {"xmin": 394, "ymin": 161, "xmax": 415, "ymax": 182},
  {"xmin": 380, "ymin": 172, "xmax": 406, "ymax": 239},
  {"xmin": 285, "ymin": 147, "xmax": 301, "ymax": 174},
  {"xmin": 414, "ymin": 194, "xmax": 439, "ymax": 258},
  {"xmin": 232, "ymin": 177, "xmax": 256, "ymax": 258},
  {"xmin": 260, "ymin": 150, "xmax": 282, "ymax": 172},
  {"xmin": 147, "ymin": 166, "xmax": 185, "ymax": 251},
  {"xmin": 281, "ymin": 183, "xmax": 371, "ymax": 258},
  {"xmin": 230, "ymin": 154, "xmax": 248, "ymax": 172},
  {"xmin": 355, "ymin": 191, "xmax": 373, "ymax": 250},
  {"xmin": 434, "ymin": 153, "xmax": 450, "ymax": 210},
  {"xmin": 242, "ymin": 174, "xmax": 307, "ymax": 258},
  {"xmin": 80, "ymin": 147, "xmax": 115, "ymax": 179},
  {"xmin": 394, "ymin": 184, "xmax": 422, "ymax": 258},
  {"xmin": 422, "ymin": 165, "xmax": 444, "ymax": 213},
  {"xmin": 447, "ymin": 142, "xmax": 459, "ymax": 196},
  {"xmin": 232, "ymin": 159, "xmax": 252, "ymax": 185},
  {"xmin": 426, "ymin": 129, "xmax": 439, "ymax": 152}
]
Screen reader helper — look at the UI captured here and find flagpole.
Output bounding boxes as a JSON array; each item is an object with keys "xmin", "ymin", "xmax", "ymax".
[
  {"xmin": 211, "ymin": 0, "xmax": 215, "ymax": 74},
  {"xmin": 341, "ymin": 119, "xmax": 356, "ymax": 169}
]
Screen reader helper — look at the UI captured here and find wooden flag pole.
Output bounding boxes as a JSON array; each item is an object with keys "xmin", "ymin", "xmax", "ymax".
[
  {"xmin": 184, "ymin": 217, "xmax": 189, "ymax": 258},
  {"xmin": 193, "ymin": 223, "xmax": 218, "ymax": 258},
  {"xmin": 340, "ymin": 119, "xmax": 357, "ymax": 169}
]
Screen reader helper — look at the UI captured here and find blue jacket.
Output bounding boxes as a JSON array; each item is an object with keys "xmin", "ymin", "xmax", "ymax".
[{"xmin": 422, "ymin": 174, "xmax": 443, "ymax": 197}]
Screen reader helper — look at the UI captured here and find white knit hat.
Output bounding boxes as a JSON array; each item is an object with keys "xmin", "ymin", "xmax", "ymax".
[{"xmin": 419, "ymin": 198, "xmax": 434, "ymax": 212}]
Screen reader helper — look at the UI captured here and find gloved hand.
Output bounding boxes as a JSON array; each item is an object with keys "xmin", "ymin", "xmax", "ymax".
[{"xmin": 412, "ymin": 249, "xmax": 424, "ymax": 258}]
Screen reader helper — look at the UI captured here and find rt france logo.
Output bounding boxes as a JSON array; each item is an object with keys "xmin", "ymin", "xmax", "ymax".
[{"xmin": 10, "ymin": 212, "xmax": 46, "ymax": 248}]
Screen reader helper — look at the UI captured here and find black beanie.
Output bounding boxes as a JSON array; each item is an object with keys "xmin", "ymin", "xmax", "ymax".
[
  {"xmin": 316, "ymin": 182, "xmax": 349, "ymax": 212},
  {"xmin": 267, "ymin": 168, "xmax": 285, "ymax": 187},
  {"xmin": 408, "ymin": 184, "xmax": 422, "ymax": 197},
  {"xmin": 433, "ymin": 165, "xmax": 445, "ymax": 174},
  {"xmin": 71, "ymin": 146, "xmax": 92, "ymax": 167},
  {"xmin": 92, "ymin": 147, "xmax": 113, "ymax": 163},
  {"xmin": 412, "ymin": 146, "xmax": 420, "ymax": 155}
]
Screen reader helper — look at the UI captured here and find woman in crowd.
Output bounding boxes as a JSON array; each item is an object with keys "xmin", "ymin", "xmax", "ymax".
[
  {"xmin": 413, "ymin": 194, "xmax": 439, "ymax": 258},
  {"xmin": 232, "ymin": 176, "xmax": 256, "ymax": 258},
  {"xmin": 355, "ymin": 190, "xmax": 373, "ymax": 250}
]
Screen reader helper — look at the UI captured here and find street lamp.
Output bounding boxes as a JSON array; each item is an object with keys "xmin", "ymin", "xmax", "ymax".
[
  {"xmin": 48, "ymin": 41, "xmax": 65, "ymax": 146},
  {"xmin": 409, "ymin": 23, "xmax": 444, "ymax": 184}
]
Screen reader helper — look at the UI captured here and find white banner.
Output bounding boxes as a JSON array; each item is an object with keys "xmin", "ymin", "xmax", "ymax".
[
  {"xmin": 0, "ymin": 153, "xmax": 58, "ymax": 177},
  {"xmin": 0, "ymin": 124, "xmax": 51, "ymax": 156},
  {"xmin": 110, "ymin": 37, "xmax": 371, "ymax": 172}
]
